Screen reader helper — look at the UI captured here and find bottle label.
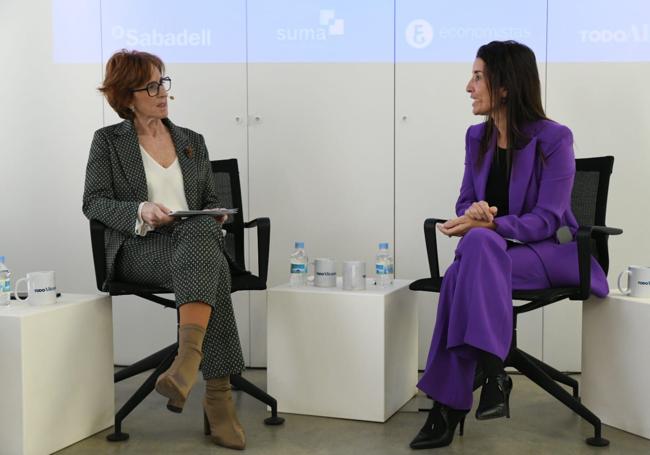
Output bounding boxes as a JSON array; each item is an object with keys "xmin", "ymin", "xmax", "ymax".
[
  {"xmin": 1, "ymin": 277, "xmax": 9, "ymax": 292},
  {"xmin": 376, "ymin": 263, "xmax": 394, "ymax": 275},
  {"xmin": 291, "ymin": 263, "xmax": 307, "ymax": 274}
]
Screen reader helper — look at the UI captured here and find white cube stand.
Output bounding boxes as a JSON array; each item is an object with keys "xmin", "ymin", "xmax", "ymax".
[
  {"xmin": 582, "ymin": 291, "xmax": 650, "ymax": 439},
  {"xmin": 0, "ymin": 294, "xmax": 114, "ymax": 455},
  {"xmin": 267, "ymin": 278, "xmax": 417, "ymax": 422}
]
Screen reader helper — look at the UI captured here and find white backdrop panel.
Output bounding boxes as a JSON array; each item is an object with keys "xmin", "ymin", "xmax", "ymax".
[{"xmin": 247, "ymin": 63, "xmax": 395, "ymax": 366}]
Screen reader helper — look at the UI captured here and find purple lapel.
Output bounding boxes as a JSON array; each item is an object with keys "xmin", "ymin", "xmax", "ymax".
[
  {"xmin": 508, "ymin": 136, "xmax": 537, "ymax": 216},
  {"xmin": 469, "ymin": 121, "xmax": 540, "ymax": 216}
]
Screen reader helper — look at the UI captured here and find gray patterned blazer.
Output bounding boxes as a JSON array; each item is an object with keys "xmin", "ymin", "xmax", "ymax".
[{"xmin": 82, "ymin": 118, "xmax": 222, "ymax": 290}]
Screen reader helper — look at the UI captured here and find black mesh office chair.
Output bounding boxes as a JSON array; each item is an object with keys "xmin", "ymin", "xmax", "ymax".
[
  {"xmin": 410, "ymin": 156, "xmax": 622, "ymax": 446},
  {"xmin": 90, "ymin": 158, "xmax": 284, "ymax": 442}
]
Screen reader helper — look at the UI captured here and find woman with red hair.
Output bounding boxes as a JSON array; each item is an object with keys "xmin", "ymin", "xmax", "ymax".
[{"xmin": 83, "ymin": 49, "xmax": 245, "ymax": 450}]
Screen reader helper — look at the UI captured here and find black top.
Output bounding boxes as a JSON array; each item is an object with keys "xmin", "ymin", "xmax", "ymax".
[{"xmin": 485, "ymin": 147, "xmax": 510, "ymax": 217}]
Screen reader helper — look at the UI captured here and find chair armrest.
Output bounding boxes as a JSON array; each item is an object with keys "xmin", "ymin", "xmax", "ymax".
[
  {"xmin": 590, "ymin": 226, "xmax": 623, "ymax": 236},
  {"xmin": 89, "ymin": 219, "xmax": 108, "ymax": 291},
  {"xmin": 575, "ymin": 224, "xmax": 623, "ymax": 300},
  {"xmin": 244, "ymin": 217, "xmax": 270, "ymax": 284},
  {"xmin": 424, "ymin": 218, "xmax": 448, "ymax": 280}
]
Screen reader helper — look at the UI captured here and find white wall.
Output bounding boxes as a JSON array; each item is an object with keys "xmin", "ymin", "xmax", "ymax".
[
  {"xmin": 247, "ymin": 63, "xmax": 395, "ymax": 365},
  {"xmin": 2, "ymin": 0, "xmax": 649, "ymax": 370},
  {"xmin": 0, "ymin": 1, "xmax": 103, "ymax": 295}
]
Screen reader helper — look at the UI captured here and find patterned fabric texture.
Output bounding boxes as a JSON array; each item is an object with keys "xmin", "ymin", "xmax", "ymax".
[
  {"xmin": 82, "ymin": 118, "xmax": 244, "ymax": 378},
  {"xmin": 115, "ymin": 217, "xmax": 244, "ymax": 377}
]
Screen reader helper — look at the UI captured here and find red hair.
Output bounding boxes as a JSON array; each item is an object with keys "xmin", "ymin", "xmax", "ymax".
[{"xmin": 99, "ymin": 49, "xmax": 165, "ymax": 120}]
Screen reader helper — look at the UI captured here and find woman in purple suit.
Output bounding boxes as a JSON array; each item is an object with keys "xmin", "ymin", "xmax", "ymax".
[{"xmin": 409, "ymin": 41, "xmax": 609, "ymax": 450}]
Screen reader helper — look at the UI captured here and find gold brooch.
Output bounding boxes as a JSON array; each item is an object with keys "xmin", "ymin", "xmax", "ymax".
[{"xmin": 185, "ymin": 146, "xmax": 193, "ymax": 158}]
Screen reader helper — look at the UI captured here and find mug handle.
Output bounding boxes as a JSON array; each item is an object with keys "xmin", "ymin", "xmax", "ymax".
[
  {"xmin": 13, "ymin": 277, "xmax": 28, "ymax": 301},
  {"xmin": 306, "ymin": 261, "xmax": 315, "ymax": 285},
  {"xmin": 617, "ymin": 270, "xmax": 631, "ymax": 295}
]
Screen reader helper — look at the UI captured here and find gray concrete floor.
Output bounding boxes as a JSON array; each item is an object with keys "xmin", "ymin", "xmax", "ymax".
[{"xmin": 57, "ymin": 370, "xmax": 650, "ymax": 455}]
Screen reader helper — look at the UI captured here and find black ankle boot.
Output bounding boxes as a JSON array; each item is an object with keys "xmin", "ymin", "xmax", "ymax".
[
  {"xmin": 416, "ymin": 401, "xmax": 444, "ymax": 437},
  {"xmin": 410, "ymin": 404, "xmax": 468, "ymax": 450},
  {"xmin": 475, "ymin": 373, "xmax": 512, "ymax": 420}
]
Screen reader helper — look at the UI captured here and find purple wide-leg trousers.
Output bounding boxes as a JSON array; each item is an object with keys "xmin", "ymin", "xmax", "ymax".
[
  {"xmin": 418, "ymin": 225, "xmax": 610, "ymax": 410},
  {"xmin": 417, "ymin": 228, "xmax": 552, "ymax": 410}
]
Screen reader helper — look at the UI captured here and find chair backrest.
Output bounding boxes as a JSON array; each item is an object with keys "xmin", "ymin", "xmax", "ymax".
[
  {"xmin": 211, "ymin": 159, "xmax": 246, "ymax": 270},
  {"xmin": 571, "ymin": 156, "xmax": 614, "ymax": 274}
]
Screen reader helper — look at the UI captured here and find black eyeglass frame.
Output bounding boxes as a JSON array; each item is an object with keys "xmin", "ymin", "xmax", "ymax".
[{"xmin": 131, "ymin": 76, "xmax": 172, "ymax": 97}]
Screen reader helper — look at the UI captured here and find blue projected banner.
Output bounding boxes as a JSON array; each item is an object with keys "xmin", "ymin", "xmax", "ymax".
[
  {"xmin": 396, "ymin": 0, "xmax": 547, "ymax": 62},
  {"xmin": 246, "ymin": 0, "xmax": 393, "ymax": 62},
  {"xmin": 52, "ymin": 0, "xmax": 101, "ymax": 62},
  {"xmin": 53, "ymin": 0, "xmax": 244, "ymax": 63},
  {"xmin": 548, "ymin": 0, "xmax": 650, "ymax": 62},
  {"xmin": 52, "ymin": 0, "xmax": 650, "ymax": 63}
]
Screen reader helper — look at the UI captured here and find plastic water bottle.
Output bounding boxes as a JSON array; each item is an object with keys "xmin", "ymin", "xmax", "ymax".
[
  {"xmin": 375, "ymin": 242, "xmax": 394, "ymax": 287},
  {"xmin": 289, "ymin": 242, "xmax": 308, "ymax": 286},
  {"xmin": 0, "ymin": 256, "xmax": 11, "ymax": 306}
]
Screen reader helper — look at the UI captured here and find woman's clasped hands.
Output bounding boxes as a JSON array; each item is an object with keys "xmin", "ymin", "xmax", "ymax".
[{"xmin": 437, "ymin": 201, "xmax": 498, "ymax": 237}]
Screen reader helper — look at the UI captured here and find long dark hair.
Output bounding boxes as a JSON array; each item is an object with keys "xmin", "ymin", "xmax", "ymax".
[{"xmin": 476, "ymin": 41, "xmax": 547, "ymax": 167}]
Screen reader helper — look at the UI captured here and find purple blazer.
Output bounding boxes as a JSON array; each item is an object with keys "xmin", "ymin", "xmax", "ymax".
[{"xmin": 456, "ymin": 119, "xmax": 609, "ymax": 297}]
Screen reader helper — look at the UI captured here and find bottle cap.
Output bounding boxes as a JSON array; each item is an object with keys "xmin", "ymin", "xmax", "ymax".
[
  {"xmin": 295, "ymin": 242, "xmax": 304, "ymax": 249},
  {"xmin": 379, "ymin": 242, "xmax": 389, "ymax": 249}
]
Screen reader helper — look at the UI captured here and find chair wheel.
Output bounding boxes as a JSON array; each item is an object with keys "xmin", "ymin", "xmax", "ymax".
[
  {"xmin": 107, "ymin": 431, "xmax": 130, "ymax": 442},
  {"xmin": 586, "ymin": 436, "xmax": 609, "ymax": 447},
  {"xmin": 264, "ymin": 416, "xmax": 285, "ymax": 425}
]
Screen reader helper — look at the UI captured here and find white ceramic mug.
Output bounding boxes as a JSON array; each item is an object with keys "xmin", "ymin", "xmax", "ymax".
[
  {"xmin": 13, "ymin": 271, "xmax": 58, "ymax": 305},
  {"xmin": 314, "ymin": 258, "xmax": 337, "ymax": 288},
  {"xmin": 617, "ymin": 265, "xmax": 650, "ymax": 298},
  {"xmin": 343, "ymin": 261, "xmax": 366, "ymax": 290}
]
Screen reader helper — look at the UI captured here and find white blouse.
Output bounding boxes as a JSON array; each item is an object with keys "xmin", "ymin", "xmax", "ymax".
[{"xmin": 135, "ymin": 145, "xmax": 189, "ymax": 236}]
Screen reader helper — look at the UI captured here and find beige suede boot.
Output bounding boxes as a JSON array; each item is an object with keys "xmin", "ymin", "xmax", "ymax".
[
  {"xmin": 155, "ymin": 324, "xmax": 205, "ymax": 412},
  {"xmin": 203, "ymin": 376, "xmax": 246, "ymax": 450}
]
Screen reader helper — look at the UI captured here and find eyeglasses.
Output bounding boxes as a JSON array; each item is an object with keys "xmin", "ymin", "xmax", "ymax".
[{"xmin": 131, "ymin": 76, "xmax": 171, "ymax": 97}]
